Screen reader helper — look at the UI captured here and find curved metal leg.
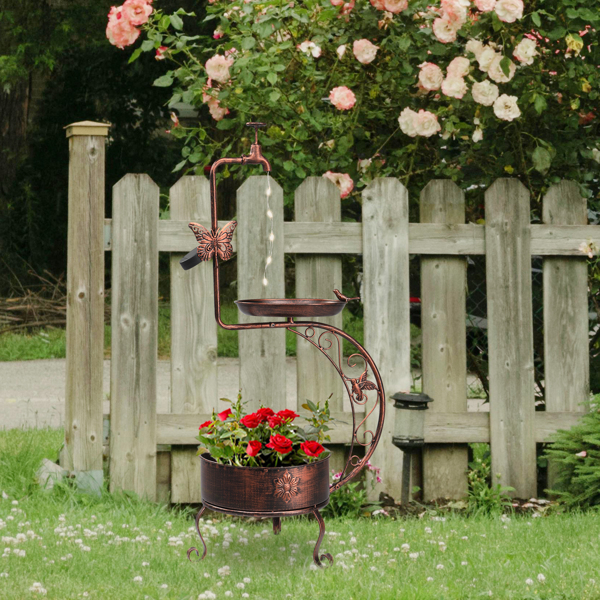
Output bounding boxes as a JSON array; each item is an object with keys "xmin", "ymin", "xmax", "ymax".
[
  {"xmin": 187, "ymin": 505, "xmax": 208, "ymax": 562},
  {"xmin": 311, "ymin": 508, "xmax": 333, "ymax": 568},
  {"xmin": 272, "ymin": 517, "xmax": 281, "ymax": 535}
]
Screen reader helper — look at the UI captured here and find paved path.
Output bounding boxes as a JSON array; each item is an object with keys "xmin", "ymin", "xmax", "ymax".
[{"xmin": 0, "ymin": 359, "xmax": 487, "ymax": 430}]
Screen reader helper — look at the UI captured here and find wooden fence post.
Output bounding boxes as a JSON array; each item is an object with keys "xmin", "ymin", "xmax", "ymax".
[
  {"xmin": 362, "ymin": 178, "xmax": 411, "ymax": 502},
  {"xmin": 485, "ymin": 179, "xmax": 536, "ymax": 498},
  {"xmin": 294, "ymin": 177, "xmax": 345, "ymax": 474},
  {"xmin": 63, "ymin": 121, "xmax": 109, "ymax": 495},
  {"xmin": 169, "ymin": 176, "xmax": 217, "ymax": 503},
  {"xmin": 109, "ymin": 174, "xmax": 159, "ymax": 501},
  {"xmin": 543, "ymin": 181, "xmax": 589, "ymax": 488},
  {"xmin": 421, "ymin": 180, "xmax": 468, "ymax": 501},
  {"xmin": 237, "ymin": 176, "xmax": 286, "ymax": 411}
]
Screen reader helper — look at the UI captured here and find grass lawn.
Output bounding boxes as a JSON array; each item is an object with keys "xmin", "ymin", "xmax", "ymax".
[
  {"xmin": 0, "ymin": 429, "xmax": 598, "ymax": 599},
  {"xmin": 0, "ymin": 303, "xmax": 367, "ymax": 361}
]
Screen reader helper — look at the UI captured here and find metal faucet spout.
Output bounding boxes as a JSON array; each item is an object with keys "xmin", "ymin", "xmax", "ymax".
[{"xmin": 244, "ymin": 122, "xmax": 271, "ymax": 172}]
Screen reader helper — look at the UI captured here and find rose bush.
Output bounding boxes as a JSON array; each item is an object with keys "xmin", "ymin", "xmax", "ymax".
[
  {"xmin": 110, "ymin": 0, "xmax": 599, "ymax": 215},
  {"xmin": 196, "ymin": 393, "xmax": 336, "ymax": 467}
]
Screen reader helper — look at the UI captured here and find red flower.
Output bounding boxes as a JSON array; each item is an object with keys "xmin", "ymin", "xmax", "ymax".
[
  {"xmin": 240, "ymin": 413, "xmax": 261, "ymax": 429},
  {"xmin": 301, "ymin": 440, "xmax": 325, "ymax": 457},
  {"xmin": 256, "ymin": 407, "xmax": 275, "ymax": 423},
  {"xmin": 218, "ymin": 408, "xmax": 232, "ymax": 422},
  {"xmin": 277, "ymin": 409, "xmax": 299, "ymax": 423},
  {"xmin": 267, "ymin": 414, "xmax": 284, "ymax": 428},
  {"xmin": 246, "ymin": 440, "xmax": 262, "ymax": 457},
  {"xmin": 155, "ymin": 46, "xmax": 168, "ymax": 60},
  {"xmin": 199, "ymin": 420, "xmax": 213, "ymax": 430},
  {"xmin": 266, "ymin": 434, "xmax": 293, "ymax": 454}
]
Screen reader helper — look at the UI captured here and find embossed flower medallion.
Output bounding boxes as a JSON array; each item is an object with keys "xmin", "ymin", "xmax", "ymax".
[{"xmin": 273, "ymin": 471, "xmax": 300, "ymax": 503}]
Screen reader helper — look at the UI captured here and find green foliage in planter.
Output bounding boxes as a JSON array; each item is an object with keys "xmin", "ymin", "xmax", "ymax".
[
  {"xmin": 323, "ymin": 464, "xmax": 383, "ymax": 519},
  {"xmin": 543, "ymin": 398, "xmax": 600, "ymax": 509}
]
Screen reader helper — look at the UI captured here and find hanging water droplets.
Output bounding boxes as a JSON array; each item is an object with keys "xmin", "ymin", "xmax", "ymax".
[{"xmin": 263, "ymin": 174, "xmax": 274, "ymax": 287}]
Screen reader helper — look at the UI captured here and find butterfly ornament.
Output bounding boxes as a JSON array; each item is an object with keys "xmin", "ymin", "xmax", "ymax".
[{"xmin": 188, "ymin": 220, "xmax": 237, "ymax": 263}]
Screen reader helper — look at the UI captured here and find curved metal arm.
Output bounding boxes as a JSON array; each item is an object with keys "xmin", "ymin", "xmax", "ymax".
[{"xmin": 287, "ymin": 321, "xmax": 385, "ymax": 493}]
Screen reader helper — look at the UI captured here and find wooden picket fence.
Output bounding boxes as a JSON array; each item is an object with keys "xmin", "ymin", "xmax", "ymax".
[{"xmin": 62, "ymin": 122, "xmax": 598, "ymax": 503}]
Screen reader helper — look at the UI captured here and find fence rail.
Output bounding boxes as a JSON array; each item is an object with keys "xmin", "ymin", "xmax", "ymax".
[{"xmin": 63, "ymin": 123, "xmax": 596, "ymax": 503}]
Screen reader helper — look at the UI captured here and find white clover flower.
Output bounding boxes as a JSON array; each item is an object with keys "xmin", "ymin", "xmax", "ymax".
[
  {"xmin": 242, "ymin": 595, "xmax": 249, "ymax": 599},
  {"xmin": 133, "ymin": 576, "xmax": 143, "ymax": 583},
  {"xmin": 243, "ymin": 577, "xmax": 251, "ymax": 583},
  {"xmin": 237, "ymin": 582, "xmax": 245, "ymax": 589},
  {"xmin": 29, "ymin": 583, "xmax": 47, "ymax": 595},
  {"xmin": 526, "ymin": 578, "xmax": 534, "ymax": 585},
  {"xmin": 461, "ymin": 561, "xmax": 468, "ymax": 566},
  {"xmin": 160, "ymin": 584, "xmax": 168, "ymax": 589},
  {"xmin": 218, "ymin": 565, "xmax": 231, "ymax": 577},
  {"xmin": 436, "ymin": 564, "xmax": 445, "ymax": 570},
  {"xmin": 427, "ymin": 576, "xmax": 434, "ymax": 582},
  {"xmin": 225, "ymin": 592, "xmax": 233, "ymax": 598},
  {"xmin": 409, "ymin": 552, "xmax": 419, "ymax": 560},
  {"xmin": 425, "ymin": 527, "xmax": 432, "ymax": 534},
  {"xmin": 538, "ymin": 574, "xmax": 546, "ymax": 583}
]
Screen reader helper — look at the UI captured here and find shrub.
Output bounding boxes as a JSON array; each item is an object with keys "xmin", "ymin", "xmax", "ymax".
[{"xmin": 543, "ymin": 398, "xmax": 600, "ymax": 509}]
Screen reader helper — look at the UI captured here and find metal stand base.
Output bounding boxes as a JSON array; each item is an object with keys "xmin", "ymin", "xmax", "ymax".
[{"xmin": 187, "ymin": 500, "xmax": 333, "ymax": 568}]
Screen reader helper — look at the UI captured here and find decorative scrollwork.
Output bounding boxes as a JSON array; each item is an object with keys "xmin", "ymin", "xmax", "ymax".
[{"xmin": 287, "ymin": 322, "xmax": 385, "ymax": 493}]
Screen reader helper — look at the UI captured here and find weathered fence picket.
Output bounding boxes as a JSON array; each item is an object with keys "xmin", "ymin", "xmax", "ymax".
[
  {"xmin": 294, "ymin": 177, "xmax": 346, "ymax": 474},
  {"xmin": 63, "ymin": 122, "xmax": 596, "ymax": 503},
  {"xmin": 362, "ymin": 178, "xmax": 411, "ymax": 502},
  {"xmin": 485, "ymin": 179, "xmax": 536, "ymax": 498},
  {"xmin": 421, "ymin": 181, "xmax": 468, "ymax": 501},
  {"xmin": 237, "ymin": 176, "xmax": 286, "ymax": 412},
  {"xmin": 169, "ymin": 176, "xmax": 216, "ymax": 503},
  {"xmin": 109, "ymin": 174, "xmax": 159, "ymax": 501},
  {"xmin": 543, "ymin": 181, "xmax": 590, "ymax": 488}
]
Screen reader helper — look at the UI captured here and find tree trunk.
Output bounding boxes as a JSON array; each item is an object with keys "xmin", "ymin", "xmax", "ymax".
[{"xmin": 0, "ymin": 75, "xmax": 31, "ymax": 202}]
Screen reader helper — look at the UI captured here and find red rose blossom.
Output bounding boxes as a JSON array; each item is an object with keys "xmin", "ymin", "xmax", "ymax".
[
  {"xmin": 246, "ymin": 440, "xmax": 262, "ymax": 457},
  {"xmin": 266, "ymin": 433, "xmax": 293, "ymax": 454},
  {"xmin": 267, "ymin": 414, "xmax": 285, "ymax": 428},
  {"xmin": 277, "ymin": 409, "xmax": 300, "ymax": 423},
  {"xmin": 256, "ymin": 407, "xmax": 275, "ymax": 423},
  {"xmin": 240, "ymin": 413, "xmax": 261, "ymax": 429},
  {"xmin": 301, "ymin": 440, "xmax": 325, "ymax": 457},
  {"xmin": 217, "ymin": 408, "xmax": 232, "ymax": 422},
  {"xmin": 199, "ymin": 420, "xmax": 213, "ymax": 430}
]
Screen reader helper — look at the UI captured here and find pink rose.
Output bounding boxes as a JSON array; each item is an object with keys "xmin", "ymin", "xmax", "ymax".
[
  {"xmin": 205, "ymin": 55, "xmax": 234, "ymax": 84},
  {"xmin": 208, "ymin": 99, "xmax": 229, "ymax": 121},
  {"xmin": 297, "ymin": 41, "xmax": 322, "ymax": 58},
  {"xmin": 384, "ymin": 0, "xmax": 408, "ymax": 12},
  {"xmin": 475, "ymin": 0, "xmax": 496, "ymax": 11},
  {"xmin": 329, "ymin": 86, "xmax": 356, "ymax": 110},
  {"xmin": 323, "ymin": 171, "xmax": 354, "ymax": 199},
  {"xmin": 441, "ymin": 76, "xmax": 467, "ymax": 99},
  {"xmin": 414, "ymin": 109, "xmax": 441, "ymax": 137},
  {"xmin": 122, "ymin": 0, "xmax": 153, "ymax": 26},
  {"xmin": 494, "ymin": 0, "xmax": 523, "ymax": 22},
  {"xmin": 433, "ymin": 17, "xmax": 459, "ymax": 44},
  {"xmin": 370, "ymin": 0, "xmax": 386, "ymax": 8},
  {"xmin": 447, "ymin": 56, "xmax": 470, "ymax": 78},
  {"xmin": 353, "ymin": 39, "xmax": 379, "ymax": 64},
  {"xmin": 331, "ymin": 0, "xmax": 344, "ymax": 4},
  {"xmin": 418, "ymin": 62, "xmax": 444, "ymax": 91},
  {"xmin": 487, "ymin": 55, "xmax": 516, "ymax": 83},
  {"xmin": 155, "ymin": 46, "xmax": 168, "ymax": 60},
  {"xmin": 213, "ymin": 27, "xmax": 224, "ymax": 40},
  {"xmin": 575, "ymin": 450, "xmax": 587, "ymax": 457},
  {"xmin": 106, "ymin": 6, "xmax": 140, "ymax": 49},
  {"xmin": 441, "ymin": 0, "xmax": 468, "ymax": 26}
]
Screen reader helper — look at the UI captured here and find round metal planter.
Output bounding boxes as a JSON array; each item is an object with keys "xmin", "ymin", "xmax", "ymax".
[{"xmin": 199, "ymin": 453, "xmax": 330, "ymax": 513}]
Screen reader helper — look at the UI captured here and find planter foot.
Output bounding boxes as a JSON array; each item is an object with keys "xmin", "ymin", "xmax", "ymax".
[
  {"xmin": 272, "ymin": 517, "xmax": 281, "ymax": 535},
  {"xmin": 311, "ymin": 508, "xmax": 333, "ymax": 568},
  {"xmin": 187, "ymin": 505, "xmax": 208, "ymax": 562}
]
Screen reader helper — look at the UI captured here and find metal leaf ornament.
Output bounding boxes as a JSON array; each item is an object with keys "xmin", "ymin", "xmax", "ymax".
[{"xmin": 189, "ymin": 220, "xmax": 237, "ymax": 262}]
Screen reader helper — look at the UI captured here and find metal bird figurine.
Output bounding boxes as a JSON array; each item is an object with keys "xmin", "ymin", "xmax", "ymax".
[
  {"xmin": 349, "ymin": 370, "xmax": 377, "ymax": 403},
  {"xmin": 333, "ymin": 289, "xmax": 360, "ymax": 302}
]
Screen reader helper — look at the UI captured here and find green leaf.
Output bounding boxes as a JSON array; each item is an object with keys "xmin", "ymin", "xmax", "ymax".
[
  {"xmin": 283, "ymin": 161, "xmax": 295, "ymax": 172},
  {"xmin": 531, "ymin": 11, "xmax": 541, "ymax": 27},
  {"xmin": 153, "ymin": 73, "xmax": 174, "ymax": 87},
  {"xmin": 267, "ymin": 72, "xmax": 277, "ymax": 85},
  {"xmin": 173, "ymin": 159, "xmax": 187, "ymax": 172},
  {"xmin": 269, "ymin": 90, "xmax": 281, "ymax": 102},
  {"xmin": 532, "ymin": 146, "xmax": 552, "ymax": 174},
  {"xmin": 128, "ymin": 48, "xmax": 142, "ymax": 64},
  {"xmin": 499, "ymin": 56, "xmax": 511, "ymax": 77},
  {"xmin": 141, "ymin": 40, "xmax": 155, "ymax": 52},
  {"xmin": 241, "ymin": 37, "xmax": 256, "ymax": 50},
  {"xmin": 534, "ymin": 94, "xmax": 547, "ymax": 115},
  {"xmin": 547, "ymin": 26, "xmax": 566, "ymax": 40},
  {"xmin": 170, "ymin": 13, "xmax": 183, "ymax": 30}
]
